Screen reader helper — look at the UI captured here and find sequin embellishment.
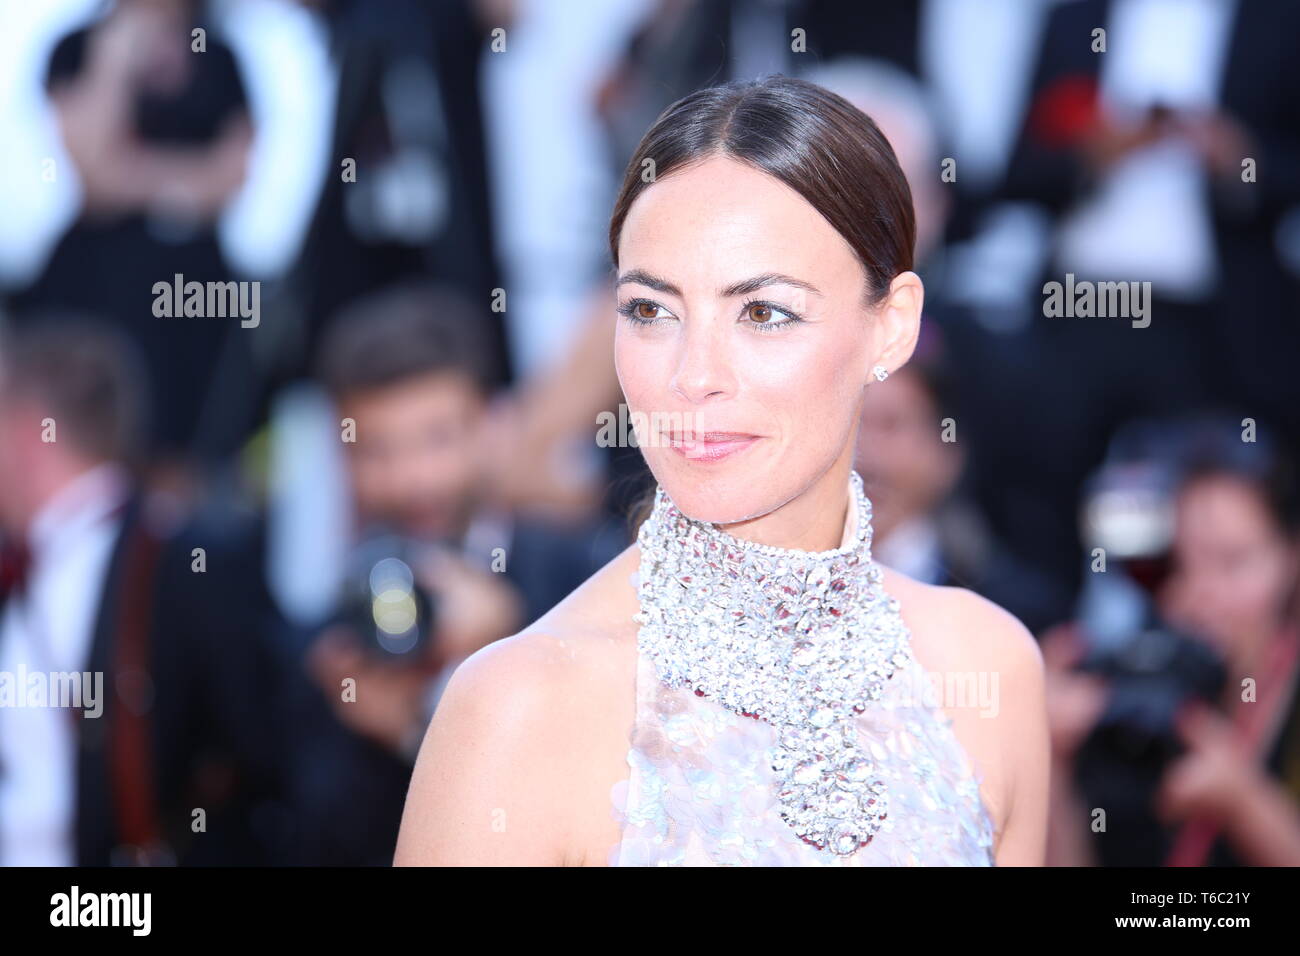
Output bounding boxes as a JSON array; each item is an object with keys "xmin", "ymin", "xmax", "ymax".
[{"xmin": 632, "ymin": 472, "xmax": 914, "ymax": 856}]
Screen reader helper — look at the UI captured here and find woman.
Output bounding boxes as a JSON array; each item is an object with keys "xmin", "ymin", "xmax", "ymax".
[
  {"xmin": 395, "ymin": 75, "xmax": 1048, "ymax": 866},
  {"xmin": 1046, "ymin": 430, "xmax": 1300, "ymax": 867},
  {"xmin": 14, "ymin": 0, "xmax": 253, "ymax": 469}
]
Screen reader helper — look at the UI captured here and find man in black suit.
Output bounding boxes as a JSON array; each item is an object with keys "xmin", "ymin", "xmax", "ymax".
[{"xmin": 0, "ymin": 320, "xmax": 282, "ymax": 865}]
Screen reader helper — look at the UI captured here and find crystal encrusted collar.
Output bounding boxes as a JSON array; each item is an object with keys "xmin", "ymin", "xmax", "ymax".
[{"xmin": 633, "ymin": 471, "xmax": 912, "ymax": 856}]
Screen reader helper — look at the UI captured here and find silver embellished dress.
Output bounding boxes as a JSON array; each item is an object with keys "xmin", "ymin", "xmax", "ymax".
[{"xmin": 608, "ymin": 472, "xmax": 997, "ymax": 866}]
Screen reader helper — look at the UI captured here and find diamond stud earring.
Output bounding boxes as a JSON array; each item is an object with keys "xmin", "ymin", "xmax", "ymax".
[{"xmin": 872, "ymin": 365, "xmax": 889, "ymax": 382}]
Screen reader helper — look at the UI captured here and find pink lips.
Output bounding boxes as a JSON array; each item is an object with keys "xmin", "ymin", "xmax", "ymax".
[{"xmin": 665, "ymin": 431, "xmax": 761, "ymax": 462}]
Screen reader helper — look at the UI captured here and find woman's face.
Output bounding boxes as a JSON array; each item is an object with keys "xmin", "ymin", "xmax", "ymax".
[
  {"xmin": 1159, "ymin": 474, "xmax": 1297, "ymax": 654},
  {"xmin": 614, "ymin": 153, "xmax": 918, "ymax": 534}
]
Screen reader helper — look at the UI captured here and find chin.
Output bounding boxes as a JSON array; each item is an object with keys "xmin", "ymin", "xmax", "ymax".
[
  {"xmin": 647, "ymin": 450, "xmax": 795, "ymax": 527},
  {"xmin": 669, "ymin": 491, "xmax": 770, "ymax": 526}
]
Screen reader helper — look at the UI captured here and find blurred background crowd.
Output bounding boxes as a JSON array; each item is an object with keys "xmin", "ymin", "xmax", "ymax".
[{"xmin": 0, "ymin": 0, "xmax": 1297, "ymax": 866}]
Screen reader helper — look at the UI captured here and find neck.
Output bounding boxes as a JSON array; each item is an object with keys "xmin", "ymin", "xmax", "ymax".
[
  {"xmin": 712, "ymin": 459, "xmax": 856, "ymax": 553},
  {"xmin": 649, "ymin": 469, "xmax": 871, "ymax": 571},
  {"xmin": 634, "ymin": 462, "xmax": 895, "ymax": 857}
]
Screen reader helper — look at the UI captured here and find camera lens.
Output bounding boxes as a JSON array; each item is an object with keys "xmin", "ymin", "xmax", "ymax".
[{"xmin": 368, "ymin": 556, "xmax": 420, "ymax": 654}]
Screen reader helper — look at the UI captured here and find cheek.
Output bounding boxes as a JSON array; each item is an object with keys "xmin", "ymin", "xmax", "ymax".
[
  {"xmin": 918, "ymin": 441, "xmax": 954, "ymax": 485},
  {"xmin": 613, "ymin": 330, "xmax": 646, "ymax": 403},
  {"xmin": 614, "ymin": 325, "xmax": 683, "ymax": 412},
  {"xmin": 428, "ymin": 439, "xmax": 476, "ymax": 486},
  {"xmin": 1186, "ymin": 555, "xmax": 1276, "ymax": 631},
  {"xmin": 745, "ymin": 333, "xmax": 864, "ymax": 441},
  {"xmin": 615, "ymin": 321, "xmax": 866, "ymax": 455},
  {"xmin": 1231, "ymin": 556, "xmax": 1290, "ymax": 617}
]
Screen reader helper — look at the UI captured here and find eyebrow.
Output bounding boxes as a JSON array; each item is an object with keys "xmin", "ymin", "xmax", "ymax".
[{"xmin": 616, "ymin": 269, "xmax": 823, "ymax": 299}]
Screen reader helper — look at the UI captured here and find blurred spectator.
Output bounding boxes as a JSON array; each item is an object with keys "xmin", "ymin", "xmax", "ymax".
[
  {"xmin": 989, "ymin": 0, "xmax": 1300, "ymax": 594},
  {"xmin": 0, "ymin": 319, "xmax": 282, "ymax": 865},
  {"xmin": 9, "ymin": 0, "xmax": 258, "ymax": 472},
  {"xmin": 855, "ymin": 326, "xmax": 1070, "ymax": 634},
  {"xmin": 800, "ymin": 57, "xmax": 950, "ymax": 290},
  {"xmin": 2, "ymin": 0, "xmax": 1292, "ymax": 871},
  {"xmin": 1044, "ymin": 417, "xmax": 1300, "ymax": 866},
  {"xmin": 481, "ymin": 0, "xmax": 644, "ymax": 378},
  {"xmin": 281, "ymin": 0, "xmax": 511, "ymax": 389},
  {"xmin": 277, "ymin": 281, "xmax": 621, "ymax": 864}
]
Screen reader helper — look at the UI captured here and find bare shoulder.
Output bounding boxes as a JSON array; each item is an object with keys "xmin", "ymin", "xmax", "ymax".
[
  {"xmin": 441, "ymin": 539, "xmax": 643, "ymax": 703},
  {"xmin": 438, "ymin": 630, "xmax": 595, "ymax": 726},
  {"xmin": 394, "ymin": 544, "xmax": 642, "ymax": 866},
  {"xmin": 881, "ymin": 566, "xmax": 1044, "ymax": 681}
]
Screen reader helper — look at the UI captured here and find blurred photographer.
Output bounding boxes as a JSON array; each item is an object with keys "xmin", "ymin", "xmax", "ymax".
[
  {"xmin": 280, "ymin": 281, "xmax": 620, "ymax": 864},
  {"xmin": 305, "ymin": 283, "xmax": 525, "ymax": 761},
  {"xmin": 1045, "ymin": 418, "xmax": 1300, "ymax": 866}
]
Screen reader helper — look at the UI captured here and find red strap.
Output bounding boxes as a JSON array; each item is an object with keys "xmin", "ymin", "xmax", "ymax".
[
  {"xmin": 0, "ymin": 536, "xmax": 32, "ymax": 597},
  {"xmin": 101, "ymin": 518, "xmax": 166, "ymax": 862}
]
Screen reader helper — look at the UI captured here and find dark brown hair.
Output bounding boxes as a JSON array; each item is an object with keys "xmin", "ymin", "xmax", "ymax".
[
  {"xmin": 316, "ymin": 281, "xmax": 497, "ymax": 401},
  {"xmin": 607, "ymin": 73, "xmax": 916, "ymax": 307},
  {"xmin": 0, "ymin": 318, "xmax": 146, "ymax": 464}
]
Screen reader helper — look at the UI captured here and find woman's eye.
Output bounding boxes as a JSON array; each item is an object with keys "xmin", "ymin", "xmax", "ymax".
[
  {"xmin": 618, "ymin": 299, "xmax": 671, "ymax": 324},
  {"xmin": 618, "ymin": 297, "xmax": 802, "ymax": 328},
  {"xmin": 742, "ymin": 299, "xmax": 802, "ymax": 329}
]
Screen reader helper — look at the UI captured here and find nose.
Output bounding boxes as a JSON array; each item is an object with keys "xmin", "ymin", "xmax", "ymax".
[{"xmin": 669, "ymin": 315, "xmax": 735, "ymax": 404}]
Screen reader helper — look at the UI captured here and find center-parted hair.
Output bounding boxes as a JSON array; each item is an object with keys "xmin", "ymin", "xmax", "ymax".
[{"xmin": 607, "ymin": 73, "xmax": 916, "ymax": 307}]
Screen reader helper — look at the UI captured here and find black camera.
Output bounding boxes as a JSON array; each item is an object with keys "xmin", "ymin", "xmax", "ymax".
[
  {"xmin": 1075, "ymin": 457, "xmax": 1226, "ymax": 769},
  {"xmin": 1076, "ymin": 614, "xmax": 1225, "ymax": 767},
  {"xmin": 337, "ymin": 532, "xmax": 438, "ymax": 659}
]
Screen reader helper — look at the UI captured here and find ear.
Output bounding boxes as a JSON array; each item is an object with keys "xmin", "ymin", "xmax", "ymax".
[{"xmin": 870, "ymin": 271, "xmax": 923, "ymax": 378}]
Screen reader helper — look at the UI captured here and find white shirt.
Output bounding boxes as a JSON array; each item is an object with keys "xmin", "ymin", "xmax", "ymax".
[
  {"xmin": 0, "ymin": 463, "xmax": 128, "ymax": 866},
  {"xmin": 1055, "ymin": 0, "xmax": 1238, "ymax": 300},
  {"xmin": 875, "ymin": 516, "xmax": 944, "ymax": 586}
]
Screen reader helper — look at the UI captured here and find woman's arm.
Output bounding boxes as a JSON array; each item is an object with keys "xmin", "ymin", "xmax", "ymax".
[
  {"xmin": 988, "ymin": 609, "xmax": 1050, "ymax": 866},
  {"xmin": 1045, "ymin": 754, "xmax": 1098, "ymax": 866},
  {"xmin": 1040, "ymin": 625, "xmax": 1107, "ymax": 866},
  {"xmin": 394, "ymin": 634, "xmax": 577, "ymax": 866}
]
